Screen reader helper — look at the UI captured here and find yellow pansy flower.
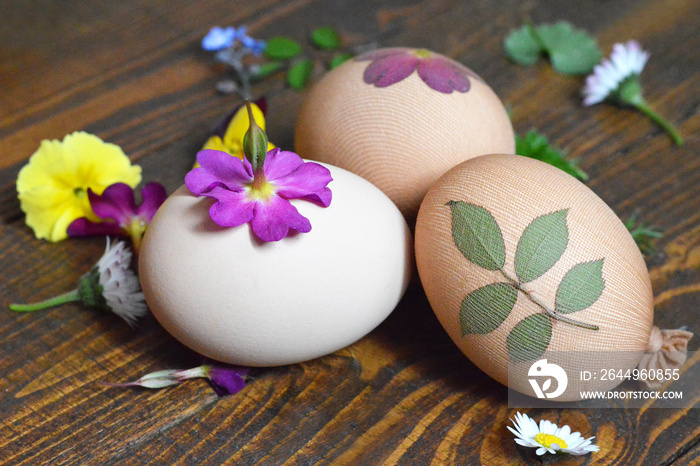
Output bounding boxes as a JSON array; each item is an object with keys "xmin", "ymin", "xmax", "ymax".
[
  {"xmin": 16, "ymin": 132, "xmax": 142, "ymax": 242},
  {"xmin": 197, "ymin": 102, "xmax": 275, "ymax": 166}
]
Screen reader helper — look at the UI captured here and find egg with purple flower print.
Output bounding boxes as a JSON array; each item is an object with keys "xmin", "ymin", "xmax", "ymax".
[{"xmin": 295, "ymin": 47, "xmax": 515, "ymax": 222}]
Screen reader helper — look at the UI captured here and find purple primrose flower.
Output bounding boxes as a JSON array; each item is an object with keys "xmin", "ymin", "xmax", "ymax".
[
  {"xmin": 67, "ymin": 182, "xmax": 167, "ymax": 251},
  {"xmin": 185, "ymin": 148, "xmax": 332, "ymax": 242},
  {"xmin": 355, "ymin": 47, "xmax": 480, "ymax": 94}
]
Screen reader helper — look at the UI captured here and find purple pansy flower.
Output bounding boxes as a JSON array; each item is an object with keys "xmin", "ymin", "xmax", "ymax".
[
  {"xmin": 202, "ymin": 26, "xmax": 238, "ymax": 51},
  {"xmin": 104, "ymin": 364, "xmax": 250, "ymax": 397},
  {"xmin": 185, "ymin": 148, "xmax": 332, "ymax": 242},
  {"xmin": 355, "ymin": 47, "xmax": 480, "ymax": 94},
  {"xmin": 67, "ymin": 182, "xmax": 167, "ymax": 252}
]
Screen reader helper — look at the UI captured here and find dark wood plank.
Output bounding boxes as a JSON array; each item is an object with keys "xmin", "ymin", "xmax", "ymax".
[{"xmin": 0, "ymin": 0, "xmax": 698, "ymax": 464}]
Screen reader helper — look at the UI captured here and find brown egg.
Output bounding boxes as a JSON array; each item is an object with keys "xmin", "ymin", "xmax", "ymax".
[
  {"xmin": 295, "ymin": 47, "xmax": 514, "ymax": 222},
  {"xmin": 415, "ymin": 154, "xmax": 653, "ymax": 401}
]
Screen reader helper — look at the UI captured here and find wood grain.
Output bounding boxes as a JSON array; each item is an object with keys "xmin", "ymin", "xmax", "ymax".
[{"xmin": 1, "ymin": 0, "xmax": 698, "ymax": 464}]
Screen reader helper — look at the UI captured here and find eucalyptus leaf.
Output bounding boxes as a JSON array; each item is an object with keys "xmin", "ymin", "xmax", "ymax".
[
  {"xmin": 460, "ymin": 283, "xmax": 518, "ymax": 335},
  {"xmin": 555, "ymin": 259, "xmax": 605, "ymax": 314},
  {"xmin": 515, "ymin": 209, "xmax": 569, "ymax": 283},
  {"xmin": 265, "ymin": 37, "xmax": 303, "ymax": 60},
  {"xmin": 507, "ymin": 313, "xmax": 552, "ymax": 364},
  {"xmin": 287, "ymin": 59, "xmax": 314, "ymax": 90},
  {"xmin": 447, "ymin": 201, "xmax": 506, "ymax": 271},
  {"xmin": 536, "ymin": 22, "xmax": 602, "ymax": 75},
  {"xmin": 504, "ymin": 25, "xmax": 542, "ymax": 66},
  {"xmin": 311, "ymin": 26, "xmax": 340, "ymax": 50}
]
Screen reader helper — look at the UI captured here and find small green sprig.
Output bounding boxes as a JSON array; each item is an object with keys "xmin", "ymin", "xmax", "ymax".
[
  {"xmin": 625, "ymin": 214, "xmax": 663, "ymax": 255},
  {"xmin": 504, "ymin": 21, "xmax": 602, "ymax": 75},
  {"xmin": 515, "ymin": 129, "xmax": 588, "ymax": 181},
  {"xmin": 258, "ymin": 26, "xmax": 353, "ymax": 89}
]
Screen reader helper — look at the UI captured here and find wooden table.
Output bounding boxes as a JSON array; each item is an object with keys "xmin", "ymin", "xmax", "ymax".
[{"xmin": 1, "ymin": 1, "xmax": 698, "ymax": 464}]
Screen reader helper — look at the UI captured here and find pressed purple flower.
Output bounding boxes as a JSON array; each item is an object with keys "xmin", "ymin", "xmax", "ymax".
[
  {"xmin": 67, "ymin": 182, "xmax": 167, "ymax": 252},
  {"xmin": 202, "ymin": 26, "xmax": 237, "ymax": 51},
  {"xmin": 186, "ymin": 148, "xmax": 332, "ymax": 242},
  {"xmin": 356, "ymin": 47, "xmax": 479, "ymax": 94},
  {"xmin": 104, "ymin": 364, "xmax": 250, "ymax": 397}
]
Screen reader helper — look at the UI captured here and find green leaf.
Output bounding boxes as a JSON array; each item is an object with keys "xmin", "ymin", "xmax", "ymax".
[
  {"xmin": 460, "ymin": 283, "xmax": 518, "ymax": 335},
  {"xmin": 555, "ymin": 259, "xmax": 605, "ymax": 314},
  {"xmin": 507, "ymin": 314, "xmax": 552, "ymax": 364},
  {"xmin": 329, "ymin": 53, "xmax": 353, "ymax": 69},
  {"xmin": 535, "ymin": 22, "xmax": 602, "ymax": 75},
  {"xmin": 311, "ymin": 26, "xmax": 340, "ymax": 50},
  {"xmin": 251, "ymin": 62, "xmax": 283, "ymax": 81},
  {"xmin": 504, "ymin": 25, "xmax": 542, "ymax": 66},
  {"xmin": 625, "ymin": 214, "xmax": 663, "ymax": 256},
  {"xmin": 515, "ymin": 209, "xmax": 569, "ymax": 283},
  {"xmin": 447, "ymin": 201, "xmax": 506, "ymax": 271},
  {"xmin": 515, "ymin": 129, "xmax": 588, "ymax": 181},
  {"xmin": 264, "ymin": 37, "xmax": 303, "ymax": 60},
  {"xmin": 287, "ymin": 59, "xmax": 314, "ymax": 90}
]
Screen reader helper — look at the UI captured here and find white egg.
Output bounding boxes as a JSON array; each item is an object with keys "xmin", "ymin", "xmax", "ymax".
[{"xmin": 139, "ymin": 163, "xmax": 413, "ymax": 366}]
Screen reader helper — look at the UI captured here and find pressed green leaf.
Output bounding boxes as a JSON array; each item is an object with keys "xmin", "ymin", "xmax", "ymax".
[
  {"xmin": 460, "ymin": 283, "xmax": 518, "ymax": 335},
  {"xmin": 329, "ymin": 53, "xmax": 353, "ymax": 69},
  {"xmin": 287, "ymin": 59, "xmax": 314, "ymax": 90},
  {"xmin": 311, "ymin": 26, "xmax": 340, "ymax": 50},
  {"xmin": 555, "ymin": 259, "xmax": 605, "ymax": 314},
  {"xmin": 515, "ymin": 130, "xmax": 588, "ymax": 181},
  {"xmin": 251, "ymin": 62, "xmax": 283, "ymax": 81},
  {"xmin": 447, "ymin": 201, "xmax": 506, "ymax": 271},
  {"xmin": 536, "ymin": 22, "xmax": 602, "ymax": 75},
  {"xmin": 264, "ymin": 37, "xmax": 303, "ymax": 60},
  {"xmin": 504, "ymin": 25, "xmax": 543, "ymax": 66},
  {"xmin": 515, "ymin": 209, "xmax": 569, "ymax": 283},
  {"xmin": 507, "ymin": 314, "xmax": 552, "ymax": 364}
]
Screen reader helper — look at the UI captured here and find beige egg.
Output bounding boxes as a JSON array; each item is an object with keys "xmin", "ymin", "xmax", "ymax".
[
  {"xmin": 139, "ymin": 163, "xmax": 413, "ymax": 367},
  {"xmin": 295, "ymin": 47, "xmax": 514, "ymax": 222},
  {"xmin": 415, "ymin": 154, "xmax": 653, "ymax": 401}
]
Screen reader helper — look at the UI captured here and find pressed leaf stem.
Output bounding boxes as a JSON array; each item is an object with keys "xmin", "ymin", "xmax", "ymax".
[
  {"xmin": 9, "ymin": 289, "xmax": 80, "ymax": 312},
  {"xmin": 499, "ymin": 270, "xmax": 600, "ymax": 331}
]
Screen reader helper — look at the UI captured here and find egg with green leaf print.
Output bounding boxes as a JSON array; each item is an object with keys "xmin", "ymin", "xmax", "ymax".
[{"xmin": 415, "ymin": 154, "xmax": 653, "ymax": 400}]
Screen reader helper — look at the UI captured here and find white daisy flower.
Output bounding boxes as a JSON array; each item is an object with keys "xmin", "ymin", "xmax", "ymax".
[
  {"xmin": 10, "ymin": 239, "xmax": 148, "ymax": 327},
  {"xmin": 508, "ymin": 411, "xmax": 600, "ymax": 456},
  {"xmin": 94, "ymin": 239, "xmax": 148, "ymax": 326},
  {"xmin": 583, "ymin": 40, "xmax": 648, "ymax": 106},
  {"xmin": 582, "ymin": 40, "xmax": 683, "ymax": 145}
]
